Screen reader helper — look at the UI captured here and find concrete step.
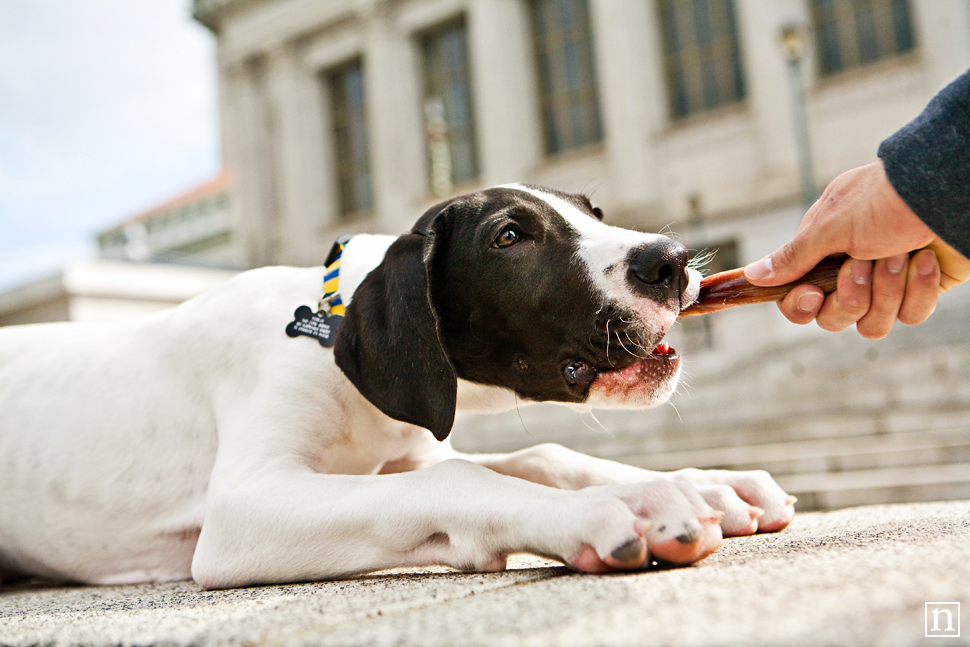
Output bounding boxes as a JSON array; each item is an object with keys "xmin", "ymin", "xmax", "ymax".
[
  {"xmin": 775, "ymin": 463, "xmax": 970, "ymax": 511},
  {"xmin": 620, "ymin": 428, "xmax": 970, "ymax": 475}
]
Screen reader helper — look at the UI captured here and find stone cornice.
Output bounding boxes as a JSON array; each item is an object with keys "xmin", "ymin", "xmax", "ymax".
[{"xmin": 193, "ymin": 0, "xmax": 264, "ymax": 33}]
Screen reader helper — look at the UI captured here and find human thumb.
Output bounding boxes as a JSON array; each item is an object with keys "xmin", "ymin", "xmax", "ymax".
[
  {"xmin": 743, "ymin": 235, "xmax": 833, "ymax": 287},
  {"xmin": 926, "ymin": 238, "xmax": 970, "ymax": 292}
]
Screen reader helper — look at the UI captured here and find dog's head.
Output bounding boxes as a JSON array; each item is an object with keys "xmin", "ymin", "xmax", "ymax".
[{"xmin": 335, "ymin": 185, "xmax": 700, "ymax": 440}]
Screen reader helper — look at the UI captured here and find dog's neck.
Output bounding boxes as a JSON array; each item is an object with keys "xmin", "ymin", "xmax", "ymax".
[
  {"xmin": 338, "ymin": 234, "xmax": 398, "ymax": 306},
  {"xmin": 336, "ymin": 233, "xmax": 524, "ymax": 415}
]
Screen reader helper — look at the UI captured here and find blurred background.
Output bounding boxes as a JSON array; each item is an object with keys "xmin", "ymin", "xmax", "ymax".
[{"xmin": 2, "ymin": 0, "xmax": 968, "ymax": 509}]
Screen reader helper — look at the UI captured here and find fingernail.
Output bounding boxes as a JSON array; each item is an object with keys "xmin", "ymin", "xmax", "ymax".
[
  {"xmin": 796, "ymin": 292, "xmax": 823, "ymax": 313},
  {"xmin": 851, "ymin": 259, "xmax": 872, "ymax": 285},
  {"xmin": 744, "ymin": 257, "xmax": 773, "ymax": 281},
  {"xmin": 886, "ymin": 254, "xmax": 906, "ymax": 275},
  {"xmin": 917, "ymin": 250, "xmax": 937, "ymax": 276}
]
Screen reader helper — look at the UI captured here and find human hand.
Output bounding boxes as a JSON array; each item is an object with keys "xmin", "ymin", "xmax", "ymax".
[{"xmin": 744, "ymin": 160, "xmax": 970, "ymax": 339}]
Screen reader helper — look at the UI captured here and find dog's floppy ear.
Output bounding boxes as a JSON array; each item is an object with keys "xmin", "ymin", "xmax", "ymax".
[{"xmin": 334, "ymin": 207, "xmax": 457, "ymax": 441}]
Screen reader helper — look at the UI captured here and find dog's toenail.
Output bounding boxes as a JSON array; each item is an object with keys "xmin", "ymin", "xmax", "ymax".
[
  {"xmin": 675, "ymin": 525, "xmax": 700, "ymax": 544},
  {"xmin": 610, "ymin": 538, "xmax": 643, "ymax": 564}
]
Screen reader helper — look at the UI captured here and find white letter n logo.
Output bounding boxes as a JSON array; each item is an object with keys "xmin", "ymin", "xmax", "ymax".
[
  {"xmin": 926, "ymin": 602, "xmax": 961, "ymax": 638},
  {"xmin": 933, "ymin": 608, "xmax": 954, "ymax": 632}
]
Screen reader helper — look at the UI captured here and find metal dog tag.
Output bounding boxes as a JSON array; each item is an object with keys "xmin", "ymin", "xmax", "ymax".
[{"xmin": 285, "ymin": 306, "xmax": 343, "ymax": 348}]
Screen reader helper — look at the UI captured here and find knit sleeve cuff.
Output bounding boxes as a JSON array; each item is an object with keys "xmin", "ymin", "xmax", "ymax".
[{"xmin": 878, "ymin": 70, "xmax": 970, "ymax": 259}]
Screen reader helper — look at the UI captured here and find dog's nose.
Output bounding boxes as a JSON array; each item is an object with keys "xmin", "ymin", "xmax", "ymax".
[{"xmin": 627, "ymin": 239, "xmax": 688, "ymax": 306}]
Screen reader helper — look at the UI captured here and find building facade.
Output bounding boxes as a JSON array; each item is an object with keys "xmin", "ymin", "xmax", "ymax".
[
  {"xmin": 0, "ymin": 260, "xmax": 238, "ymax": 326},
  {"xmin": 194, "ymin": 0, "xmax": 970, "ymax": 267},
  {"xmin": 194, "ymin": 0, "xmax": 970, "ymax": 508},
  {"xmin": 0, "ymin": 174, "xmax": 239, "ymax": 328},
  {"xmin": 97, "ymin": 171, "xmax": 235, "ymax": 267}
]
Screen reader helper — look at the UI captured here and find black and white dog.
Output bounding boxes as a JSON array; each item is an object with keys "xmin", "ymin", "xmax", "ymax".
[{"xmin": 0, "ymin": 184, "xmax": 794, "ymax": 589}]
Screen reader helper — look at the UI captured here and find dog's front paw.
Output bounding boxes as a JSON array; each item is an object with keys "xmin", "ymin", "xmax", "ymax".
[
  {"xmin": 670, "ymin": 468, "xmax": 797, "ymax": 536},
  {"xmin": 573, "ymin": 479, "xmax": 725, "ymax": 570}
]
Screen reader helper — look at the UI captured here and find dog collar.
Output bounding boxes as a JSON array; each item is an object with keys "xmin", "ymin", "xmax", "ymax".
[
  {"xmin": 319, "ymin": 235, "xmax": 353, "ymax": 316},
  {"xmin": 285, "ymin": 235, "xmax": 354, "ymax": 348}
]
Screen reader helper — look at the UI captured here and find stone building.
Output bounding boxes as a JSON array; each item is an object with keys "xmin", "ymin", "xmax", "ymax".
[
  {"xmin": 97, "ymin": 171, "xmax": 235, "ymax": 267},
  {"xmin": 194, "ymin": 0, "xmax": 970, "ymax": 507},
  {"xmin": 0, "ymin": 172, "xmax": 240, "ymax": 327},
  {"xmin": 0, "ymin": 260, "xmax": 238, "ymax": 326}
]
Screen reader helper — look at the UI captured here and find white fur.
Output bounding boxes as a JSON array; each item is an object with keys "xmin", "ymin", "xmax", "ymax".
[{"xmin": 0, "ymin": 200, "xmax": 790, "ymax": 589}]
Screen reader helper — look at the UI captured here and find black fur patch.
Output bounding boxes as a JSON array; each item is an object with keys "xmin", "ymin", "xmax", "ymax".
[{"xmin": 334, "ymin": 186, "xmax": 664, "ymax": 440}]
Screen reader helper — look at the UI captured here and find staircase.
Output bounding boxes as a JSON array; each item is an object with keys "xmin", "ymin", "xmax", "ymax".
[{"xmin": 452, "ymin": 304, "xmax": 970, "ymax": 511}]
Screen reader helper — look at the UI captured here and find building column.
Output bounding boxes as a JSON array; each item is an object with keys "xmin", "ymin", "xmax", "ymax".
[
  {"xmin": 467, "ymin": 0, "xmax": 541, "ymax": 186},
  {"xmin": 363, "ymin": 4, "xmax": 427, "ymax": 232},
  {"xmin": 589, "ymin": 0, "xmax": 667, "ymax": 223},
  {"xmin": 734, "ymin": 0, "xmax": 804, "ymax": 200},
  {"xmin": 220, "ymin": 56, "xmax": 280, "ymax": 268},
  {"xmin": 911, "ymin": 0, "xmax": 970, "ymax": 93},
  {"xmin": 264, "ymin": 46, "xmax": 332, "ymax": 267}
]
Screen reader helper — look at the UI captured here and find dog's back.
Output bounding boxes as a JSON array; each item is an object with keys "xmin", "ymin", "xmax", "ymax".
[{"xmin": 0, "ymin": 267, "xmax": 319, "ymax": 583}]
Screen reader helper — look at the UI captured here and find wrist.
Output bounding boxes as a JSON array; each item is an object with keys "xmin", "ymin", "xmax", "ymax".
[{"xmin": 871, "ymin": 160, "xmax": 937, "ymax": 252}]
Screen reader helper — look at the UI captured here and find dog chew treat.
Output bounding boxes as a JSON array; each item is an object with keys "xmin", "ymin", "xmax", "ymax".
[{"xmin": 678, "ymin": 254, "xmax": 848, "ymax": 318}]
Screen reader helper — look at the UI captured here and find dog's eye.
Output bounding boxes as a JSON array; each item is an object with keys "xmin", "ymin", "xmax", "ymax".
[
  {"xmin": 493, "ymin": 226, "xmax": 521, "ymax": 248},
  {"xmin": 591, "ymin": 206, "xmax": 604, "ymax": 221}
]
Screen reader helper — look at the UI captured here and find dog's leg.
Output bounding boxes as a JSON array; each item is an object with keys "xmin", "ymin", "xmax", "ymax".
[
  {"xmin": 191, "ymin": 455, "xmax": 739, "ymax": 588},
  {"xmin": 461, "ymin": 444, "xmax": 795, "ymax": 536}
]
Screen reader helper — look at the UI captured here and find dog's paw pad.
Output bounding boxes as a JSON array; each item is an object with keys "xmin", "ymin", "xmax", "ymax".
[{"xmin": 570, "ymin": 545, "xmax": 616, "ymax": 573}]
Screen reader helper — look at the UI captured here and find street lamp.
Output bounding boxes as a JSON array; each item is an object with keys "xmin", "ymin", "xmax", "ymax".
[{"xmin": 780, "ymin": 23, "xmax": 817, "ymax": 209}]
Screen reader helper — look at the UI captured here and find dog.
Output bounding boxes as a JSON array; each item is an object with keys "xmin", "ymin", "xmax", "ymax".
[{"xmin": 0, "ymin": 184, "xmax": 795, "ymax": 589}]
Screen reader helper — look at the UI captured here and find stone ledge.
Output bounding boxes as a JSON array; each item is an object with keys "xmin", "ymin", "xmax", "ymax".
[{"xmin": 2, "ymin": 500, "xmax": 968, "ymax": 646}]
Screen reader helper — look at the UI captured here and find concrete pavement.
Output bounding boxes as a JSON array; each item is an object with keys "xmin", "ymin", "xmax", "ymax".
[{"xmin": 2, "ymin": 500, "xmax": 968, "ymax": 646}]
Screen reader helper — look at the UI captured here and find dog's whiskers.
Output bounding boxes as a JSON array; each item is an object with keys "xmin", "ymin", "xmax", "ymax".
[
  {"xmin": 623, "ymin": 330, "xmax": 651, "ymax": 359},
  {"xmin": 687, "ymin": 248, "xmax": 717, "ymax": 271},
  {"xmin": 616, "ymin": 333, "xmax": 644, "ymax": 361},
  {"xmin": 587, "ymin": 410, "xmax": 613, "ymax": 435},
  {"xmin": 605, "ymin": 320, "xmax": 614, "ymax": 368},
  {"xmin": 513, "ymin": 392, "xmax": 532, "ymax": 436},
  {"xmin": 666, "ymin": 399, "xmax": 684, "ymax": 423}
]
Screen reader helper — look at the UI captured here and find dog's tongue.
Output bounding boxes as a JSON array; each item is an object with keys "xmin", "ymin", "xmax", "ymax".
[{"xmin": 653, "ymin": 343, "xmax": 673, "ymax": 356}]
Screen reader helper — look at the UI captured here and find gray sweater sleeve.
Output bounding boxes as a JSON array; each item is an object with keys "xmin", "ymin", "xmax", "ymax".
[{"xmin": 878, "ymin": 69, "xmax": 970, "ymax": 259}]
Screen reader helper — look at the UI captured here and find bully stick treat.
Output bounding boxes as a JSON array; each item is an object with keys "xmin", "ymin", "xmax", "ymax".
[{"xmin": 679, "ymin": 254, "xmax": 848, "ymax": 318}]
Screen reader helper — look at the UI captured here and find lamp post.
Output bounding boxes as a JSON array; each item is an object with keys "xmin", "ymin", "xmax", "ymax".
[{"xmin": 780, "ymin": 23, "xmax": 817, "ymax": 209}]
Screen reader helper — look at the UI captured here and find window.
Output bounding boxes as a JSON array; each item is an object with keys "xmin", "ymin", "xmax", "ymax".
[
  {"xmin": 327, "ymin": 59, "xmax": 373, "ymax": 216},
  {"xmin": 529, "ymin": 0, "xmax": 604, "ymax": 155},
  {"xmin": 811, "ymin": 0, "xmax": 915, "ymax": 76},
  {"xmin": 420, "ymin": 19, "xmax": 479, "ymax": 197},
  {"xmin": 657, "ymin": 0, "xmax": 746, "ymax": 120}
]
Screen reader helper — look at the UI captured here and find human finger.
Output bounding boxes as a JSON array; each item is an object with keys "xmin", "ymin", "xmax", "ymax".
[
  {"xmin": 744, "ymin": 227, "xmax": 838, "ymax": 288},
  {"xmin": 856, "ymin": 255, "xmax": 907, "ymax": 339},
  {"xmin": 776, "ymin": 284, "xmax": 825, "ymax": 325},
  {"xmin": 898, "ymin": 249, "xmax": 940, "ymax": 325},
  {"xmin": 925, "ymin": 238, "xmax": 970, "ymax": 292},
  {"xmin": 815, "ymin": 258, "xmax": 872, "ymax": 332}
]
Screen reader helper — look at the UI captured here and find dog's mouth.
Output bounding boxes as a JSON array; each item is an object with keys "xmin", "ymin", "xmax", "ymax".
[
  {"xmin": 650, "ymin": 342, "xmax": 677, "ymax": 358},
  {"xmin": 583, "ymin": 337, "xmax": 682, "ymax": 407},
  {"xmin": 564, "ymin": 333, "xmax": 679, "ymax": 396}
]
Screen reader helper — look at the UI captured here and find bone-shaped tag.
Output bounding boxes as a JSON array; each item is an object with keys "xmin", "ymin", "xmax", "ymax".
[{"xmin": 285, "ymin": 305, "xmax": 343, "ymax": 348}]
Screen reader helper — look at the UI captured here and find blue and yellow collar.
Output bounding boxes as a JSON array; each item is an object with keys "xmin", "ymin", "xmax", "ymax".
[{"xmin": 319, "ymin": 235, "xmax": 353, "ymax": 316}]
